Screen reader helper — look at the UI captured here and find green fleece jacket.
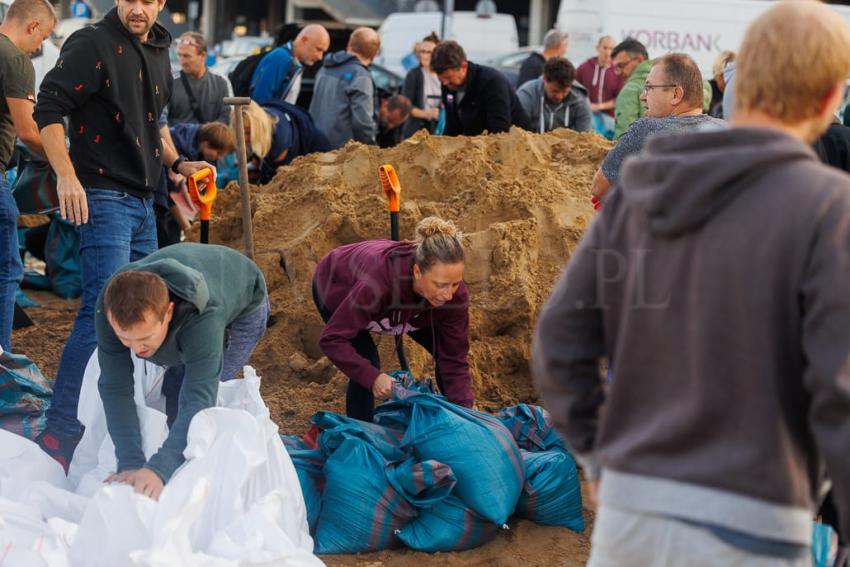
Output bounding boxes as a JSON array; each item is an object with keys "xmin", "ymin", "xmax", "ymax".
[
  {"xmin": 613, "ymin": 59, "xmax": 714, "ymax": 140},
  {"xmin": 96, "ymin": 243, "xmax": 267, "ymax": 482}
]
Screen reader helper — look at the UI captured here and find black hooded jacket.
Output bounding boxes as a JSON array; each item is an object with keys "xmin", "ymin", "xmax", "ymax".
[
  {"xmin": 441, "ymin": 61, "xmax": 529, "ymax": 137},
  {"xmin": 34, "ymin": 8, "xmax": 172, "ymax": 197}
]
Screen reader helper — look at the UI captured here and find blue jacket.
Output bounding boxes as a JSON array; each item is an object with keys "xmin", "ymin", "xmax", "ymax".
[
  {"xmin": 169, "ymin": 123, "xmax": 202, "ymax": 161},
  {"xmin": 250, "ymin": 43, "xmax": 301, "ymax": 102}
]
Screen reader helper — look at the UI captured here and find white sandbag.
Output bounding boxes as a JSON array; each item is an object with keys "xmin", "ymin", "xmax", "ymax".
[
  {"xmin": 69, "ymin": 352, "xmax": 168, "ymax": 495},
  {"xmin": 0, "ymin": 429, "xmax": 68, "ymax": 489},
  {"xmin": 1, "ymin": 357, "xmax": 322, "ymax": 566}
]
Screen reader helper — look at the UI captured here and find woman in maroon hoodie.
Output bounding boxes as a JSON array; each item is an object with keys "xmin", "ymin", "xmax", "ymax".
[{"xmin": 312, "ymin": 217, "xmax": 473, "ymax": 422}]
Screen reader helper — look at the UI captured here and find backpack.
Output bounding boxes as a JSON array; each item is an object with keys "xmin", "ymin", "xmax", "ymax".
[
  {"xmin": 229, "ymin": 45, "xmax": 299, "ymax": 99},
  {"xmin": 228, "ymin": 46, "xmax": 273, "ymax": 97}
]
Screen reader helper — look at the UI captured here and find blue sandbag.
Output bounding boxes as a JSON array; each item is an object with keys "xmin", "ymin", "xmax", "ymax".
[
  {"xmin": 0, "ymin": 350, "xmax": 52, "ymax": 440},
  {"xmin": 311, "ymin": 411, "xmax": 405, "ymax": 461},
  {"xmin": 375, "ymin": 388, "xmax": 524, "ymax": 525},
  {"xmin": 314, "ymin": 438, "xmax": 414, "ymax": 553},
  {"xmin": 812, "ymin": 521, "xmax": 835, "ymax": 567},
  {"xmin": 496, "ymin": 404, "xmax": 565, "ymax": 452},
  {"xmin": 396, "ymin": 494, "xmax": 502, "ymax": 552},
  {"xmin": 280, "ymin": 435, "xmax": 324, "ymax": 533},
  {"xmin": 517, "ymin": 449, "xmax": 584, "ymax": 532}
]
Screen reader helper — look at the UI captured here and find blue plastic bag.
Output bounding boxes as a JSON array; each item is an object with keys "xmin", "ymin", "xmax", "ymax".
[
  {"xmin": 517, "ymin": 449, "xmax": 584, "ymax": 532},
  {"xmin": 45, "ymin": 214, "xmax": 81, "ymax": 299},
  {"xmin": 375, "ymin": 388, "xmax": 524, "ymax": 525},
  {"xmin": 316, "ymin": 438, "xmax": 456, "ymax": 553},
  {"xmin": 280, "ymin": 435, "xmax": 324, "ymax": 533},
  {"xmin": 497, "ymin": 404, "xmax": 565, "ymax": 452},
  {"xmin": 311, "ymin": 411, "xmax": 405, "ymax": 461},
  {"xmin": 396, "ymin": 494, "xmax": 502, "ymax": 552},
  {"xmin": 0, "ymin": 350, "xmax": 52, "ymax": 440},
  {"xmin": 811, "ymin": 521, "xmax": 836, "ymax": 567}
]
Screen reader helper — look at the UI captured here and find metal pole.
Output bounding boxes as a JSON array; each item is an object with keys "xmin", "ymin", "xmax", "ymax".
[
  {"xmin": 223, "ymin": 97, "xmax": 255, "ymax": 259},
  {"xmin": 441, "ymin": 0, "xmax": 455, "ymax": 39}
]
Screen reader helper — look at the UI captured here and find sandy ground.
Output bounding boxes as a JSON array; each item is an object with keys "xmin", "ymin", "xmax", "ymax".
[{"xmin": 13, "ymin": 127, "xmax": 613, "ymax": 566}]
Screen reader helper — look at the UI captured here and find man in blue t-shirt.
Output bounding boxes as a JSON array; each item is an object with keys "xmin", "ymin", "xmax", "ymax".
[{"xmin": 250, "ymin": 24, "xmax": 329, "ymax": 104}]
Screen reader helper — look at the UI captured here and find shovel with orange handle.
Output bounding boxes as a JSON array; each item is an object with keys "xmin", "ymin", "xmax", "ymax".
[
  {"xmin": 378, "ymin": 164, "xmax": 410, "ymax": 372},
  {"xmin": 187, "ymin": 168, "xmax": 217, "ymax": 244}
]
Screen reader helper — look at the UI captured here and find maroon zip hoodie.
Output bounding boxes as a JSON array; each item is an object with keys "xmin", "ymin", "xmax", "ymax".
[{"xmin": 313, "ymin": 240, "xmax": 473, "ymax": 407}]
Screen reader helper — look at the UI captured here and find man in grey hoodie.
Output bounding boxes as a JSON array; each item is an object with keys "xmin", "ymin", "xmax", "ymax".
[
  {"xmin": 516, "ymin": 57, "xmax": 592, "ymax": 134},
  {"xmin": 534, "ymin": 2, "xmax": 850, "ymax": 566},
  {"xmin": 309, "ymin": 27, "xmax": 380, "ymax": 149}
]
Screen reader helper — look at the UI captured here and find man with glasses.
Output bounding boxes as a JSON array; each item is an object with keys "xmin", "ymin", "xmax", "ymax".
[
  {"xmin": 592, "ymin": 53, "xmax": 725, "ymax": 202},
  {"xmin": 166, "ymin": 32, "xmax": 231, "ymax": 125},
  {"xmin": 610, "ymin": 38, "xmax": 650, "ymax": 139}
]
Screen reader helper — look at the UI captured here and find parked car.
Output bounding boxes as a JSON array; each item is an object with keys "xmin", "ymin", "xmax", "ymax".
[
  {"xmin": 485, "ymin": 46, "xmax": 540, "ymax": 87},
  {"xmin": 376, "ymin": 11, "xmax": 520, "ymax": 77}
]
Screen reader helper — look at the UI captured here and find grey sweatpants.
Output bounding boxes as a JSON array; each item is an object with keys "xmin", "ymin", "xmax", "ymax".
[{"xmin": 587, "ymin": 506, "xmax": 812, "ymax": 567}]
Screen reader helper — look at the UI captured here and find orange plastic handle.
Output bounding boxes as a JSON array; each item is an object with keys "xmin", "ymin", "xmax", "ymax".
[
  {"xmin": 378, "ymin": 164, "xmax": 401, "ymax": 213},
  {"xmin": 187, "ymin": 168, "xmax": 217, "ymax": 221}
]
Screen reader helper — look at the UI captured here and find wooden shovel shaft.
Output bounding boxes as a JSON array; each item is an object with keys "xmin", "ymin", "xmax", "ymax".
[{"xmin": 225, "ymin": 97, "xmax": 255, "ymax": 259}]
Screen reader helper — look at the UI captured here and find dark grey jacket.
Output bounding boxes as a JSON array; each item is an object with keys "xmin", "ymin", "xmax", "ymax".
[
  {"xmin": 308, "ymin": 51, "xmax": 377, "ymax": 149},
  {"xmin": 534, "ymin": 127, "xmax": 850, "ymax": 544}
]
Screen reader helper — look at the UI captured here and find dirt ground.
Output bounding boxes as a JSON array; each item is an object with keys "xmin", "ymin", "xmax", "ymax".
[{"xmin": 13, "ymin": 127, "xmax": 612, "ymax": 566}]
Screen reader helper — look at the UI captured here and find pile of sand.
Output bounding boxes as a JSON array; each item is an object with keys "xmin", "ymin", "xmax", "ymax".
[{"xmin": 198, "ymin": 127, "xmax": 612, "ymax": 431}]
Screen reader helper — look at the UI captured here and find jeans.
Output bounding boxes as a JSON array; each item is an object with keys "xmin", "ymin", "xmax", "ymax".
[
  {"xmin": 162, "ymin": 298, "xmax": 270, "ymax": 426},
  {"xmin": 0, "ymin": 172, "xmax": 23, "ymax": 353},
  {"xmin": 46, "ymin": 188, "xmax": 157, "ymax": 434},
  {"xmin": 312, "ymin": 279, "xmax": 443, "ymax": 422}
]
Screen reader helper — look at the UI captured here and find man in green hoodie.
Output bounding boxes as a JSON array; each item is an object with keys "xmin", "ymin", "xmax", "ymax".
[
  {"xmin": 96, "ymin": 243, "xmax": 268, "ymax": 500},
  {"xmin": 612, "ymin": 38, "xmax": 713, "ymax": 140}
]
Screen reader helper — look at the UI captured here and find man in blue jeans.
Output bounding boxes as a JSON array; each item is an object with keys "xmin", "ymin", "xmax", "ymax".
[
  {"xmin": 33, "ymin": 0, "xmax": 212, "ymax": 469},
  {"xmin": 0, "ymin": 0, "xmax": 56, "ymax": 353}
]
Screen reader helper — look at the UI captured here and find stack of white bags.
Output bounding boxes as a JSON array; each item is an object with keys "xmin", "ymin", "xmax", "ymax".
[{"xmin": 0, "ymin": 353, "xmax": 324, "ymax": 566}]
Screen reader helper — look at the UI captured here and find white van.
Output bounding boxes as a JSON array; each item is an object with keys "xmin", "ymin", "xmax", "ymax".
[
  {"xmin": 377, "ymin": 11, "xmax": 519, "ymax": 77},
  {"xmin": 557, "ymin": 0, "xmax": 850, "ymax": 73}
]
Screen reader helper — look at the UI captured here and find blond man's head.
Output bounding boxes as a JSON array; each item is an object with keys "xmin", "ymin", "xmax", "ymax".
[{"xmin": 736, "ymin": 1, "xmax": 850, "ymax": 125}]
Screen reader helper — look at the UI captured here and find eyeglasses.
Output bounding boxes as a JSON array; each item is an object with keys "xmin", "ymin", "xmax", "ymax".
[
  {"xmin": 642, "ymin": 83, "xmax": 678, "ymax": 95},
  {"xmin": 615, "ymin": 56, "xmax": 637, "ymax": 71}
]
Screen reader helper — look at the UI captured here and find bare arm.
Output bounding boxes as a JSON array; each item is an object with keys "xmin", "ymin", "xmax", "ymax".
[
  {"xmin": 40, "ymin": 123, "xmax": 88, "ymax": 225},
  {"xmin": 8, "ymin": 98, "xmax": 43, "ymax": 157},
  {"xmin": 591, "ymin": 167, "xmax": 612, "ymax": 201},
  {"xmin": 590, "ymin": 100, "xmax": 616, "ymax": 112}
]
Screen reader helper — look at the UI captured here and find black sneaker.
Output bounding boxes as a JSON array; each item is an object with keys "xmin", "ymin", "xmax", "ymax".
[{"xmin": 35, "ymin": 427, "xmax": 83, "ymax": 474}]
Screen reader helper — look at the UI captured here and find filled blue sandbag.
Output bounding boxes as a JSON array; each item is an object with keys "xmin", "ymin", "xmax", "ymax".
[
  {"xmin": 396, "ymin": 494, "xmax": 502, "ymax": 552},
  {"xmin": 812, "ymin": 521, "xmax": 836, "ymax": 567},
  {"xmin": 280, "ymin": 435, "xmax": 324, "ymax": 533},
  {"xmin": 496, "ymin": 404, "xmax": 565, "ymax": 452},
  {"xmin": 375, "ymin": 388, "xmax": 524, "ymax": 525},
  {"xmin": 315, "ymin": 438, "xmax": 455, "ymax": 553},
  {"xmin": 311, "ymin": 411, "xmax": 405, "ymax": 461},
  {"xmin": 516, "ymin": 449, "xmax": 584, "ymax": 532}
]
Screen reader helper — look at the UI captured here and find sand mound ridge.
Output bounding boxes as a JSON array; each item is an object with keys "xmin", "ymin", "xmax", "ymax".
[{"xmin": 196, "ymin": 127, "xmax": 612, "ymax": 429}]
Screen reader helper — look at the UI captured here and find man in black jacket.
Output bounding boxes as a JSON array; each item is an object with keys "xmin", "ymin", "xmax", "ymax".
[
  {"xmin": 33, "ymin": 0, "xmax": 212, "ymax": 470},
  {"xmin": 431, "ymin": 40, "xmax": 529, "ymax": 137}
]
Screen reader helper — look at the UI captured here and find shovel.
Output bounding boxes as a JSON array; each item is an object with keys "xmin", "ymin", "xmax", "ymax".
[
  {"xmin": 378, "ymin": 164, "xmax": 409, "ymax": 372},
  {"xmin": 187, "ymin": 168, "xmax": 217, "ymax": 244}
]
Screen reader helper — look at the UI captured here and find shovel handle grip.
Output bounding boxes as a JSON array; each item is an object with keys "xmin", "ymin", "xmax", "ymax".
[
  {"xmin": 187, "ymin": 168, "xmax": 217, "ymax": 221},
  {"xmin": 378, "ymin": 164, "xmax": 401, "ymax": 213}
]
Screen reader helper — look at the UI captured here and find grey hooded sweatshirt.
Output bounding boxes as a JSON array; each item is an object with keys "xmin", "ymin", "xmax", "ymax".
[
  {"xmin": 534, "ymin": 127, "xmax": 850, "ymax": 546},
  {"xmin": 516, "ymin": 78, "xmax": 592, "ymax": 133},
  {"xmin": 308, "ymin": 50, "xmax": 377, "ymax": 149}
]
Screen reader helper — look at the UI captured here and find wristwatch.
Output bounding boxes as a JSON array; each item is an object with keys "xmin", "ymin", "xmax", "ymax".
[{"xmin": 171, "ymin": 156, "xmax": 186, "ymax": 174}]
